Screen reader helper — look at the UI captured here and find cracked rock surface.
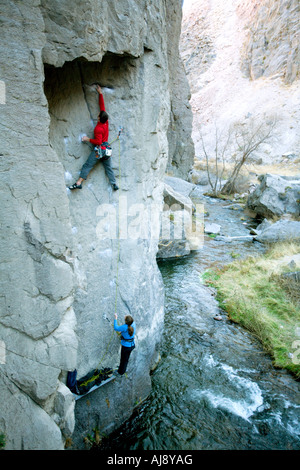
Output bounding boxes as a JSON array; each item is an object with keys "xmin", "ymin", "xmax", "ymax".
[{"xmin": 0, "ymin": 0, "xmax": 193, "ymax": 449}]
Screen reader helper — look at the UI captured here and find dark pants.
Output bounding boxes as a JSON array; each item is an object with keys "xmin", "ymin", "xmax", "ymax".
[
  {"xmin": 118, "ymin": 345, "xmax": 135, "ymax": 375},
  {"xmin": 80, "ymin": 149, "xmax": 117, "ymax": 185}
]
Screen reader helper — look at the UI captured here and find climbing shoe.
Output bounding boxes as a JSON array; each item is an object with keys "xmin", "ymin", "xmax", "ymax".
[
  {"xmin": 69, "ymin": 183, "xmax": 82, "ymax": 190},
  {"xmin": 112, "ymin": 184, "xmax": 119, "ymax": 191}
]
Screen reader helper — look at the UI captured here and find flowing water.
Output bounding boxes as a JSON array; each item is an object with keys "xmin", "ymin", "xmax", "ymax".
[{"xmin": 100, "ymin": 194, "xmax": 300, "ymax": 450}]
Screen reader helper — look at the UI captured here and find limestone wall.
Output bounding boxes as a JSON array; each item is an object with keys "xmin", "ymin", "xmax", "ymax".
[
  {"xmin": 240, "ymin": 0, "xmax": 300, "ymax": 84},
  {"xmin": 0, "ymin": 0, "xmax": 192, "ymax": 449}
]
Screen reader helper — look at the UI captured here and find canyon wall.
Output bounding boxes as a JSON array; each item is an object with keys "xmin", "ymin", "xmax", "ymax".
[
  {"xmin": 0, "ymin": 0, "xmax": 193, "ymax": 449},
  {"xmin": 240, "ymin": 0, "xmax": 299, "ymax": 84},
  {"xmin": 180, "ymin": 0, "xmax": 300, "ymax": 164},
  {"xmin": 166, "ymin": 3, "xmax": 195, "ymax": 179}
]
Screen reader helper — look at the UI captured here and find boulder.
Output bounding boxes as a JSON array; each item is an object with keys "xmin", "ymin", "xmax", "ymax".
[
  {"xmin": 247, "ymin": 174, "xmax": 300, "ymax": 218},
  {"xmin": 189, "ymin": 169, "xmax": 210, "ymax": 186},
  {"xmin": 157, "ymin": 210, "xmax": 192, "ymax": 258},
  {"xmin": 256, "ymin": 218, "xmax": 273, "ymax": 233},
  {"xmin": 165, "ymin": 175, "xmax": 196, "ymax": 198},
  {"xmin": 256, "ymin": 220, "xmax": 300, "ymax": 243},
  {"xmin": 249, "ymin": 218, "xmax": 272, "ymax": 235},
  {"xmin": 157, "ymin": 182, "xmax": 203, "ymax": 258},
  {"xmin": 163, "ymin": 183, "xmax": 194, "ymax": 214},
  {"xmin": 281, "ymin": 271, "xmax": 300, "ymax": 283},
  {"xmin": 204, "ymin": 223, "xmax": 221, "ymax": 235}
]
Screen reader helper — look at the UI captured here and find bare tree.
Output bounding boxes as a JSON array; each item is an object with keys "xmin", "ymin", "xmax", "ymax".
[
  {"xmin": 199, "ymin": 123, "xmax": 232, "ymax": 197},
  {"xmin": 221, "ymin": 116, "xmax": 278, "ymax": 195}
]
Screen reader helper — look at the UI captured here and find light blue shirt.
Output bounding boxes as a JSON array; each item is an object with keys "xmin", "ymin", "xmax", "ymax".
[{"xmin": 114, "ymin": 320, "xmax": 136, "ymax": 347}]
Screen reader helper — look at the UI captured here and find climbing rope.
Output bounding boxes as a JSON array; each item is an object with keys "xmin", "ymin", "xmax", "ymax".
[
  {"xmin": 113, "ymin": 127, "xmax": 123, "ymax": 311},
  {"xmin": 80, "ymin": 132, "xmax": 122, "ymax": 388},
  {"xmin": 94, "ymin": 132, "xmax": 122, "ymax": 368}
]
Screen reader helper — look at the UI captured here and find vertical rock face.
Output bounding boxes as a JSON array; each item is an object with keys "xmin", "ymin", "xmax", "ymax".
[
  {"xmin": 240, "ymin": 0, "xmax": 300, "ymax": 84},
  {"xmin": 165, "ymin": 3, "xmax": 195, "ymax": 179},
  {"xmin": 0, "ymin": 0, "xmax": 192, "ymax": 449}
]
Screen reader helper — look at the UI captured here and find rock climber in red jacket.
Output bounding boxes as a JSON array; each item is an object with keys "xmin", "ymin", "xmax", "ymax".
[{"xmin": 69, "ymin": 85, "xmax": 118, "ymax": 191}]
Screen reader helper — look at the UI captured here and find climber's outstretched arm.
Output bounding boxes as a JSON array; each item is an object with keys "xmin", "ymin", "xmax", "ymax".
[{"xmin": 96, "ymin": 84, "xmax": 105, "ymax": 111}]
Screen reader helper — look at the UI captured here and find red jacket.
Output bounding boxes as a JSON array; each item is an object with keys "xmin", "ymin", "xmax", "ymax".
[{"xmin": 89, "ymin": 94, "xmax": 109, "ymax": 148}]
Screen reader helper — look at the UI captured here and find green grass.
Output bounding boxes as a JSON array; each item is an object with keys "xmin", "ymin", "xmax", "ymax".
[{"xmin": 204, "ymin": 243, "xmax": 300, "ymax": 378}]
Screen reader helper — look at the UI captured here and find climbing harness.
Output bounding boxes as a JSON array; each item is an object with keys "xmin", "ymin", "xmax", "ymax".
[
  {"xmin": 68, "ymin": 128, "xmax": 123, "ymax": 398},
  {"xmin": 95, "ymin": 127, "xmax": 123, "ymax": 159},
  {"xmin": 94, "ymin": 142, "xmax": 112, "ymax": 158},
  {"xmin": 121, "ymin": 335, "xmax": 134, "ymax": 343}
]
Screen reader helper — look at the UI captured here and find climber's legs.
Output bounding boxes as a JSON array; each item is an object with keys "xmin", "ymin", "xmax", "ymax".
[
  {"xmin": 69, "ymin": 150, "xmax": 99, "ymax": 189},
  {"xmin": 69, "ymin": 150, "xmax": 118, "ymax": 190},
  {"xmin": 79, "ymin": 150, "xmax": 99, "ymax": 180},
  {"xmin": 117, "ymin": 345, "xmax": 135, "ymax": 375},
  {"xmin": 102, "ymin": 156, "xmax": 118, "ymax": 189}
]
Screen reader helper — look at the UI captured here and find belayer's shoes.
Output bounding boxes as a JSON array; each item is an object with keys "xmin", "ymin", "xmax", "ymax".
[{"xmin": 69, "ymin": 183, "xmax": 82, "ymax": 190}]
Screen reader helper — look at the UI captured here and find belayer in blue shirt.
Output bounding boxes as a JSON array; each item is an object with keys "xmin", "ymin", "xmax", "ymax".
[{"xmin": 114, "ymin": 313, "xmax": 136, "ymax": 376}]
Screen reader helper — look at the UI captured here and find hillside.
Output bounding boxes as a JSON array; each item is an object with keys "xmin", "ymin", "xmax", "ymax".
[{"xmin": 180, "ymin": 0, "xmax": 300, "ymax": 166}]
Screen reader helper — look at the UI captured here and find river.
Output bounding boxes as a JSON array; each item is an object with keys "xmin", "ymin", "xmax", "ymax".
[{"xmin": 100, "ymin": 194, "xmax": 300, "ymax": 450}]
